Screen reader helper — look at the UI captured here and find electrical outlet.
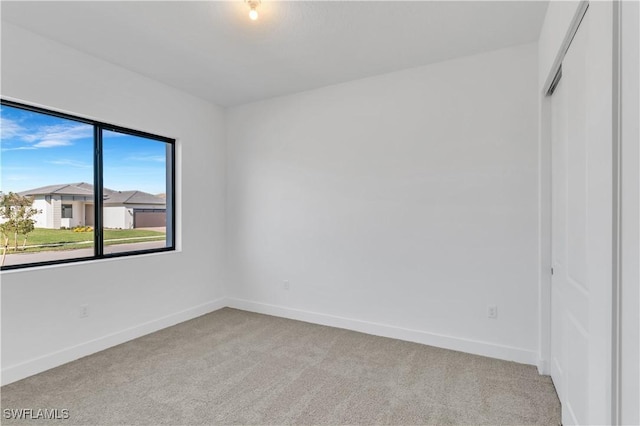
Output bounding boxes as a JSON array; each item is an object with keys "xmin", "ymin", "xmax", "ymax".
[
  {"xmin": 283, "ymin": 280, "xmax": 290, "ymax": 291},
  {"xmin": 79, "ymin": 304, "xmax": 89, "ymax": 318},
  {"xmin": 487, "ymin": 305, "xmax": 497, "ymax": 319}
]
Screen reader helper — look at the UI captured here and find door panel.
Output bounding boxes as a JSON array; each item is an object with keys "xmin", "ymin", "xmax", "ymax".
[{"xmin": 550, "ymin": 8, "xmax": 590, "ymax": 426}]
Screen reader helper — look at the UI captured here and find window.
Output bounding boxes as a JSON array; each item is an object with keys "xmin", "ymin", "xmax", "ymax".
[
  {"xmin": 0, "ymin": 99, "xmax": 175, "ymax": 270},
  {"xmin": 61, "ymin": 204, "xmax": 73, "ymax": 219}
]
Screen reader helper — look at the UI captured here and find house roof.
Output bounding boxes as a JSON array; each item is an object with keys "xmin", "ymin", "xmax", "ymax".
[
  {"xmin": 21, "ymin": 182, "xmax": 94, "ymax": 197},
  {"xmin": 104, "ymin": 190, "xmax": 165, "ymax": 206},
  {"xmin": 20, "ymin": 183, "xmax": 165, "ymax": 206}
]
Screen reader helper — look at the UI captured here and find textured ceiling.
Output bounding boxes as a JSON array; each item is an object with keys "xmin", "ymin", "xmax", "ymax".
[{"xmin": 1, "ymin": 1, "xmax": 549, "ymax": 107}]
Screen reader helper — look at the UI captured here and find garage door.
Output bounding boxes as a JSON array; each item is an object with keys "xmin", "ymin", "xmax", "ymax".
[{"xmin": 133, "ymin": 209, "xmax": 166, "ymax": 228}]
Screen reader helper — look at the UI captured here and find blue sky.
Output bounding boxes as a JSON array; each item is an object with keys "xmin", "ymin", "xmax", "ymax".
[{"xmin": 1, "ymin": 105, "xmax": 168, "ymax": 194}]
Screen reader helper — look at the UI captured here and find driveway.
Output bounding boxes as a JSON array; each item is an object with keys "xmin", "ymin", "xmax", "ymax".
[{"xmin": 135, "ymin": 227, "xmax": 166, "ymax": 233}]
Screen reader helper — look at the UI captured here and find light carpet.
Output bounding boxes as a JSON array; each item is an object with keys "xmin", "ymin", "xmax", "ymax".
[{"xmin": 1, "ymin": 308, "xmax": 560, "ymax": 425}]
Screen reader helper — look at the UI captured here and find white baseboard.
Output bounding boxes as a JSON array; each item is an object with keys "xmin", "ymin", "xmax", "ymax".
[
  {"xmin": 1, "ymin": 298, "xmax": 227, "ymax": 386},
  {"xmin": 537, "ymin": 358, "xmax": 550, "ymax": 375},
  {"xmin": 227, "ymin": 298, "xmax": 538, "ymax": 366},
  {"xmin": 2, "ymin": 296, "xmax": 540, "ymax": 386}
]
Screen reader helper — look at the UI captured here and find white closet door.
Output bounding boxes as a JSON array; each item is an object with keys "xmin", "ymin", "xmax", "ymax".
[{"xmin": 550, "ymin": 8, "xmax": 590, "ymax": 426}]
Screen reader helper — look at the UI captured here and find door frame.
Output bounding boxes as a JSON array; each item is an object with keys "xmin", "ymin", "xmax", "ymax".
[
  {"xmin": 538, "ymin": 1, "xmax": 622, "ymax": 424},
  {"xmin": 616, "ymin": 1, "xmax": 639, "ymax": 424}
]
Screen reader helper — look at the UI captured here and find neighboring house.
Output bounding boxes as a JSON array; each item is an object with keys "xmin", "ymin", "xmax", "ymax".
[{"xmin": 18, "ymin": 182, "xmax": 166, "ymax": 229}]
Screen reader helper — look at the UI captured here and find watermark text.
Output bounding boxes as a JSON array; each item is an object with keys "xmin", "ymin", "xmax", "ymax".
[{"xmin": 3, "ymin": 408, "xmax": 70, "ymax": 420}]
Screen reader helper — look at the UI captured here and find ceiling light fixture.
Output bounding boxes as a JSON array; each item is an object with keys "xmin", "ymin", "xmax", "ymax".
[{"xmin": 246, "ymin": 0, "xmax": 260, "ymax": 21}]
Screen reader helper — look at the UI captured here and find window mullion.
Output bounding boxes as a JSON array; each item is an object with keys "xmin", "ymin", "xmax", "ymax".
[{"xmin": 94, "ymin": 126, "xmax": 104, "ymax": 257}]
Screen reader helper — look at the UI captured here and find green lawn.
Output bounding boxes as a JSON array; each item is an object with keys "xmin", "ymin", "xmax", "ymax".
[{"xmin": 3, "ymin": 228, "xmax": 166, "ymax": 252}]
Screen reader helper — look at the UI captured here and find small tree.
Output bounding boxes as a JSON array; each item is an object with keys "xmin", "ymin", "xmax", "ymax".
[
  {"xmin": 0, "ymin": 221, "xmax": 14, "ymax": 267},
  {"xmin": 17, "ymin": 213, "xmax": 37, "ymax": 250},
  {"xmin": 0, "ymin": 192, "xmax": 41, "ymax": 266}
]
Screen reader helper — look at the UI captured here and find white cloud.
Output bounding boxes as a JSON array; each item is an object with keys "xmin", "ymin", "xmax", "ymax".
[
  {"xmin": 2, "ymin": 119, "xmax": 91, "ymax": 150},
  {"xmin": 48, "ymin": 159, "xmax": 92, "ymax": 168},
  {"xmin": 1, "ymin": 146, "xmax": 37, "ymax": 152},
  {"xmin": 125, "ymin": 155, "xmax": 166, "ymax": 163},
  {"xmin": 0, "ymin": 117, "xmax": 26, "ymax": 139},
  {"xmin": 34, "ymin": 139, "xmax": 73, "ymax": 148},
  {"xmin": 25, "ymin": 123, "xmax": 92, "ymax": 147}
]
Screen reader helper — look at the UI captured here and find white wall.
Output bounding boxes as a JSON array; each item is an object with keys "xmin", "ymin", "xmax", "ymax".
[
  {"xmin": 103, "ymin": 206, "xmax": 128, "ymax": 230},
  {"xmin": 51, "ymin": 197, "xmax": 61, "ymax": 229},
  {"xmin": 0, "ymin": 23, "xmax": 227, "ymax": 384},
  {"xmin": 31, "ymin": 198, "xmax": 49, "ymax": 228},
  {"xmin": 124, "ymin": 207, "xmax": 134, "ymax": 230},
  {"xmin": 226, "ymin": 43, "xmax": 540, "ymax": 364}
]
